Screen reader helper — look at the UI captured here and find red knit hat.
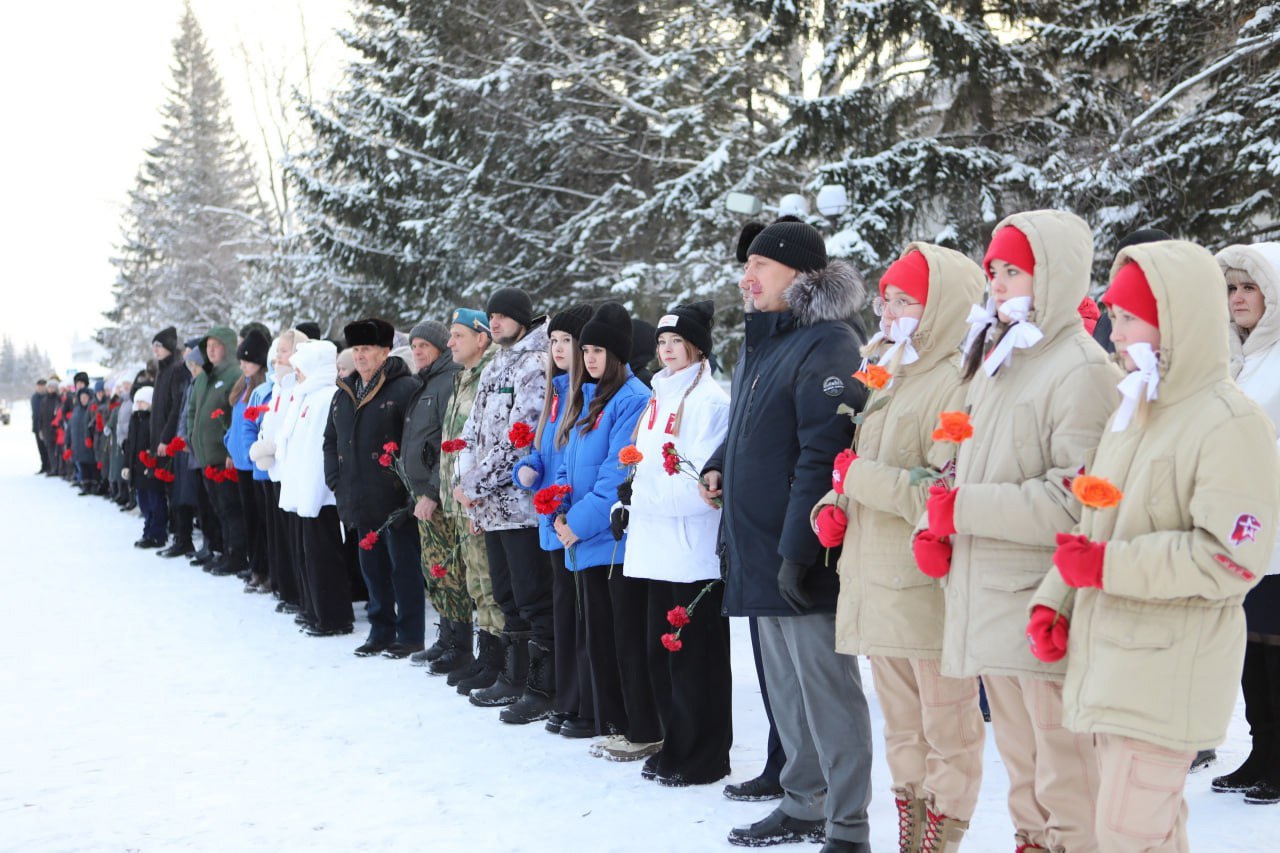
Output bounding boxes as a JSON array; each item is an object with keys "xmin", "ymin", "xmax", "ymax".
[
  {"xmin": 879, "ymin": 250, "xmax": 930, "ymax": 303},
  {"xmin": 1102, "ymin": 261, "xmax": 1159, "ymax": 328},
  {"xmin": 983, "ymin": 226, "xmax": 1036, "ymax": 278}
]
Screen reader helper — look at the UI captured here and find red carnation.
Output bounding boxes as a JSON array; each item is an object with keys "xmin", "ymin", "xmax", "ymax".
[
  {"xmin": 155, "ymin": 469, "xmax": 176, "ymax": 483},
  {"xmin": 508, "ymin": 422, "xmax": 535, "ymax": 449},
  {"xmin": 166, "ymin": 436, "xmax": 187, "ymax": 453},
  {"xmin": 429, "ymin": 563, "xmax": 447, "ymax": 579},
  {"xmin": 661, "ymin": 633, "xmax": 683, "ymax": 653},
  {"xmin": 244, "ymin": 405, "xmax": 266, "ymax": 422},
  {"xmin": 661, "ymin": 444, "xmax": 680, "ymax": 476},
  {"xmin": 359, "ymin": 531, "xmax": 379, "ymax": 551},
  {"xmin": 378, "ymin": 453, "xmax": 393, "ymax": 468},
  {"xmin": 139, "ymin": 451, "xmax": 157, "ymax": 468},
  {"xmin": 533, "ymin": 484, "xmax": 572, "ymax": 515},
  {"xmin": 85, "ymin": 438, "xmax": 93, "ymax": 448},
  {"xmin": 666, "ymin": 606, "xmax": 690, "ymax": 628},
  {"xmin": 224, "ymin": 467, "xmax": 240, "ymax": 483},
  {"xmin": 210, "ymin": 408, "xmax": 225, "ymax": 419},
  {"xmin": 382, "ymin": 441, "xmax": 399, "ymax": 454},
  {"xmin": 62, "ymin": 449, "xmax": 72, "ymax": 461},
  {"xmin": 95, "ymin": 413, "xmax": 104, "ymax": 431},
  {"xmin": 96, "ymin": 461, "xmax": 103, "ymax": 470},
  {"xmin": 90, "ymin": 403, "xmax": 98, "ymax": 412},
  {"xmin": 204, "ymin": 465, "xmax": 222, "ymax": 482},
  {"xmin": 441, "ymin": 438, "xmax": 467, "ymax": 453}
]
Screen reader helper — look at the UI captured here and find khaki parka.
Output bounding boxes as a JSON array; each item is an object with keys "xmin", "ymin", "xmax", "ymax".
[
  {"xmin": 812, "ymin": 243, "xmax": 984, "ymax": 657},
  {"xmin": 942, "ymin": 210, "xmax": 1123, "ymax": 680},
  {"xmin": 1032, "ymin": 240, "xmax": 1280, "ymax": 751}
]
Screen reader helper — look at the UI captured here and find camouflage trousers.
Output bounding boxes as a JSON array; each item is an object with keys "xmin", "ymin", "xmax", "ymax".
[{"xmin": 421, "ymin": 513, "xmax": 504, "ymax": 636}]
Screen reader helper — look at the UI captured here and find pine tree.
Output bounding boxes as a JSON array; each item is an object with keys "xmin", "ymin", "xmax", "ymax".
[{"xmin": 99, "ymin": 2, "xmax": 269, "ymax": 364}]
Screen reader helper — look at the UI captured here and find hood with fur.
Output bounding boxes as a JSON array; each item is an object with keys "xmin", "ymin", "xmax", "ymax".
[{"xmin": 783, "ymin": 259, "xmax": 867, "ymax": 327}]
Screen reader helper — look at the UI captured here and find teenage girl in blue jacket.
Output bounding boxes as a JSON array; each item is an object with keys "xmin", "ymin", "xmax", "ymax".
[{"xmin": 553, "ymin": 303, "xmax": 658, "ymax": 761}]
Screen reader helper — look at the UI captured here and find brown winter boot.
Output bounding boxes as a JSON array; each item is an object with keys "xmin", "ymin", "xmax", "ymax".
[
  {"xmin": 894, "ymin": 796, "xmax": 926, "ymax": 853},
  {"xmin": 920, "ymin": 806, "xmax": 969, "ymax": 852}
]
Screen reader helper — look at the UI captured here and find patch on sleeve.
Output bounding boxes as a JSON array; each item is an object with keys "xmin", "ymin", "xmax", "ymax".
[
  {"xmin": 1213, "ymin": 553, "xmax": 1257, "ymax": 582},
  {"xmin": 1229, "ymin": 513, "xmax": 1261, "ymax": 548},
  {"xmin": 822, "ymin": 376, "xmax": 845, "ymax": 397}
]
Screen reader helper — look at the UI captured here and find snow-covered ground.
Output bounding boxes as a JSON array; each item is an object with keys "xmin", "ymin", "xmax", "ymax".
[{"xmin": 0, "ymin": 401, "xmax": 1275, "ymax": 851}]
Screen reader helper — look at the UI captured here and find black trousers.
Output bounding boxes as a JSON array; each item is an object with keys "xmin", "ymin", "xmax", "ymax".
[
  {"xmin": 1243, "ymin": 641, "xmax": 1280, "ymax": 764},
  {"xmin": 195, "ymin": 475, "xmax": 223, "ymax": 554},
  {"xmin": 484, "ymin": 528, "xmax": 553, "ymax": 644},
  {"xmin": 287, "ymin": 512, "xmax": 312, "ymax": 620},
  {"xmin": 265, "ymin": 484, "xmax": 298, "ymax": 604},
  {"xmin": 301, "ymin": 506, "xmax": 355, "ymax": 631},
  {"xmin": 208, "ymin": 476, "xmax": 246, "ymax": 558},
  {"xmin": 581, "ymin": 564, "xmax": 662, "ymax": 744},
  {"xmin": 35, "ymin": 434, "xmax": 49, "ymax": 472},
  {"xmin": 648, "ymin": 579, "xmax": 732, "ymax": 782},
  {"xmin": 235, "ymin": 472, "xmax": 266, "ymax": 577},
  {"xmin": 551, "ymin": 549, "xmax": 592, "ymax": 719}
]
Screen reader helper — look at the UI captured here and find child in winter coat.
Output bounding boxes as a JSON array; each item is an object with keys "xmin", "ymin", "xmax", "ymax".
[
  {"xmin": 617, "ymin": 302, "xmax": 731, "ymax": 787},
  {"xmin": 813, "ymin": 244, "xmax": 986, "ymax": 851},
  {"xmin": 1211, "ymin": 242, "xmax": 1280, "ymax": 804},
  {"xmin": 918, "ymin": 211, "xmax": 1121, "ymax": 852},
  {"xmin": 1027, "ymin": 240, "xmax": 1280, "ymax": 850},
  {"xmin": 513, "ymin": 303, "xmax": 594, "ymax": 732},
  {"xmin": 123, "ymin": 386, "xmax": 167, "ymax": 548},
  {"xmin": 552, "ymin": 302, "xmax": 653, "ymax": 761}
]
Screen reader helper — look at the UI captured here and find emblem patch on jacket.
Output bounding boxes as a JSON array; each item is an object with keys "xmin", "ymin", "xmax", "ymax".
[
  {"xmin": 1213, "ymin": 553, "xmax": 1256, "ymax": 581},
  {"xmin": 1230, "ymin": 513, "xmax": 1261, "ymax": 547},
  {"xmin": 822, "ymin": 376, "xmax": 844, "ymax": 397}
]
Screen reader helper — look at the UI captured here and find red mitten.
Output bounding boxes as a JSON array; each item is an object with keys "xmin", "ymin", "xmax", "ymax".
[
  {"xmin": 815, "ymin": 505, "xmax": 848, "ymax": 547},
  {"xmin": 1026, "ymin": 605, "xmax": 1070, "ymax": 662},
  {"xmin": 832, "ymin": 449, "xmax": 858, "ymax": 494},
  {"xmin": 926, "ymin": 483, "xmax": 957, "ymax": 537},
  {"xmin": 1053, "ymin": 532, "xmax": 1105, "ymax": 588},
  {"xmin": 912, "ymin": 530, "xmax": 952, "ymax": 579}
]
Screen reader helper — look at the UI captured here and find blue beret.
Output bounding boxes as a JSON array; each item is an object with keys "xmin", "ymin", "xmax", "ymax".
[{"xmin": 450, "ymin": 308, "xmax": 491, "ymax": 334}]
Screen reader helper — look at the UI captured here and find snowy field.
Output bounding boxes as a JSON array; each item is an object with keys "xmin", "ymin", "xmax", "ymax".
[{"xmin": 1, "ymin": 400, "xmax": 1276, "ymax": 851}]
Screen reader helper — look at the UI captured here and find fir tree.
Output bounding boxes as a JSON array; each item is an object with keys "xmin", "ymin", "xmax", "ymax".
[{"xmin": 99, "ymin": 2, "xmax": 269, "ymax": 364}]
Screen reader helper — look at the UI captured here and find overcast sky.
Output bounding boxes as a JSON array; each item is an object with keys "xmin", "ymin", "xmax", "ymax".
[{"xmin": 0, "ymin": 0, "xmax": 353, "ymax": 369}]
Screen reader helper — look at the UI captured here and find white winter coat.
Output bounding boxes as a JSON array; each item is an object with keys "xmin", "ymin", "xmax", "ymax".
[
  {"xmin": 276, "ymin": 341, "xmax": 339, "ymax": 518},
  {"xmin": 623, "ymin": 361, "xmax": 730, "ymax": 583},
  {"xmin": 252, "ymin": 369, "xmax": 297, "ymax": 482},
  {"xmin": 1218, "ymin": 241, "xmax": 1280, "ymax": 574}
]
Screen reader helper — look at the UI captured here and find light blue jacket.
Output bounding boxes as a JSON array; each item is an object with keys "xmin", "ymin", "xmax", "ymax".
[{"xmin": 513, "ymin": 373, "xmax": 571, "ymax": 552}]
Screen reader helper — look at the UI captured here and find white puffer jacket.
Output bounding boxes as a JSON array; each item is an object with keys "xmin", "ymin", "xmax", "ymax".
[
  {"xmin": 623, "ymin": 361, "xmax": 730, "ymax": 583},
  {"xmin": 276, "ymin": 341, "xmax": 339, "ymax": 518},
  {"xmin": 1218, "ymin": 241, "xmax": 1280, "ymax": 574}
]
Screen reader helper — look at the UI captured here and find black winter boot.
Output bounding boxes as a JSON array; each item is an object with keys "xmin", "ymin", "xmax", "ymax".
[
  {"xmin": 429, "ymin": 620, "xmax": 475, "ymax": 675},
  {"xmin": 413, "ymin": 621, "xmax": 449, "ymax": 665},
  {"xmin": 469, "ymin": 634, "xmax": 527, "ymax": 707},
  {"xmin": 500, "ymin": 639, "xmax": 555, "ymax": 724},
  {"xmin": 454, "ymin": 630, "xmax": 502, "ymax": 692},
  {"xmin": 1214, "ymin": 736, "xmax": 1273, "ymax": 792}
]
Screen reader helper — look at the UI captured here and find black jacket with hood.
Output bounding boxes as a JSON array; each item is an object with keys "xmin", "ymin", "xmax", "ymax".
[{"xmin": 706, "ymin": 261, "xmax": 868, "ymax": 617}]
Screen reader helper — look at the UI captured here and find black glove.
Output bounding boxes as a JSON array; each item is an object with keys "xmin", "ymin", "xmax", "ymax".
[
  {"xmin": 609, "ymin": 505, "xmax": 629, "ymax": 541},
  {"xmin": 777, "ymin": 559, "xmax": 813, "ymax": 614},
  {"xmin": 616, "ymin": 479, "xmax": 633, "ymax": 506}
]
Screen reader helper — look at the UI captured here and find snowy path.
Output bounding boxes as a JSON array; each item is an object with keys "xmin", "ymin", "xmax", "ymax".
[{"xmin": 0, "ymin": 404, "xmax": 1275, "ymax": 851}]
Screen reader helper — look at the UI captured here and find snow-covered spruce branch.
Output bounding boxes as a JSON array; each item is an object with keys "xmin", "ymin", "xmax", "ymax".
[{"xmin": 1119, "ymin": 28, "xmax": 1280, "ymax": 144}]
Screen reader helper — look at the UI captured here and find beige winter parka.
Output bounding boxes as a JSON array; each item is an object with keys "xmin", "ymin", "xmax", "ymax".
[
  {"xmin": 942, "ymin": 210, "xmax": 1123, "ymax": 680},
  {"xmin": 1032, "ymin": 240, "xmax": 1280, "ymax": 751},
  {"xmin": 812, "ymin": 243, "xmax": 984, "ymax": 657}
]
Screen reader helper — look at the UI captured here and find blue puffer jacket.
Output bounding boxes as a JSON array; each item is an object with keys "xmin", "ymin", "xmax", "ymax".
[
  {"xmin": 513, "ymin": 373, "xmax": 570, "ymax": 552},
  {"xmin": 555, "ymin": 370, "xmax": 650, "ymax": 571},
  {"xmin": 224, "ymin": 380, "xmax": 272, "ymax": 472},
  {"xmin": 248, "ymin": 380, "xmax": 273, "ymax": 481}
]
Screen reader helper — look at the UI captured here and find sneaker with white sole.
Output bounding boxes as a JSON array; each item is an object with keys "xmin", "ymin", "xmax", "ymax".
[
  {"xmin": 588, "ymin": 734, "xmax": 626, "ymax": 758},
  {"xmin": 602, "ymin": 738, "xmax": 663, "ymax": 762}
]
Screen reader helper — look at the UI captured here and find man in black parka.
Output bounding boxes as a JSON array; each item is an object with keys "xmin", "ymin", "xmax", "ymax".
[
  {"xmin": 324, "ymin": 318, "xmax": 424, "ymax": 658},
  {"xmin": 702, "ymin": 221, "xmax": 874, "ymax": 851}
]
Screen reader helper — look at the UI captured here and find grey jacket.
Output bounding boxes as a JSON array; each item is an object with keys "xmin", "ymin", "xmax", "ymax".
[{"xmin": 402, "ymin": 351, "xmax": 462, "ymax": 504}]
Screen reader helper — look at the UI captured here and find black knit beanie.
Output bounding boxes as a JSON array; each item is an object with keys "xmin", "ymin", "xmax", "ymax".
[
  {"xmin": 151, "ymin": 326, "xmax": 178, "ymax": 354},
  {"xmin": 295, "ymin": 322, "xmax": 322, "ymax": 341},
  {"xmin": 239, "ymin": 322, "xmax": 271, "ymax": 342},
  {"xmin": 236, "ymin": 329, "xmax": 271, "ymax": 368},
  {"xmin": 486, "ymin": 287, "xmax": 534, "ymax": 329},
  {"xmin": 746, "ymin": 221, "xmax": 828, "ymax": 273},
  {"xmin": 549, "ymin": 303, "xmax": 594, "ymax": 340},
  {"xmin": 655, "ymin": 301, "xmax": 714, "ymax": 357},
  {"xmin": 735, "ymin": 221, "xmax": 768, "ymax": 264},
  {"xmin": 1116, "ymin": 228, "xmax": 1172, "ymax": 253},
  {"xmin": 579, "ymin": 302, "xmax": 633, "ymax": 364}
]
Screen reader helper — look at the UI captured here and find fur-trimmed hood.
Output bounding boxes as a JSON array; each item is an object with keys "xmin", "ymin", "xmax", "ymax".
[{"xmin": 784, "ymin": 260, "xmax": 867, "ymax": 327}]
